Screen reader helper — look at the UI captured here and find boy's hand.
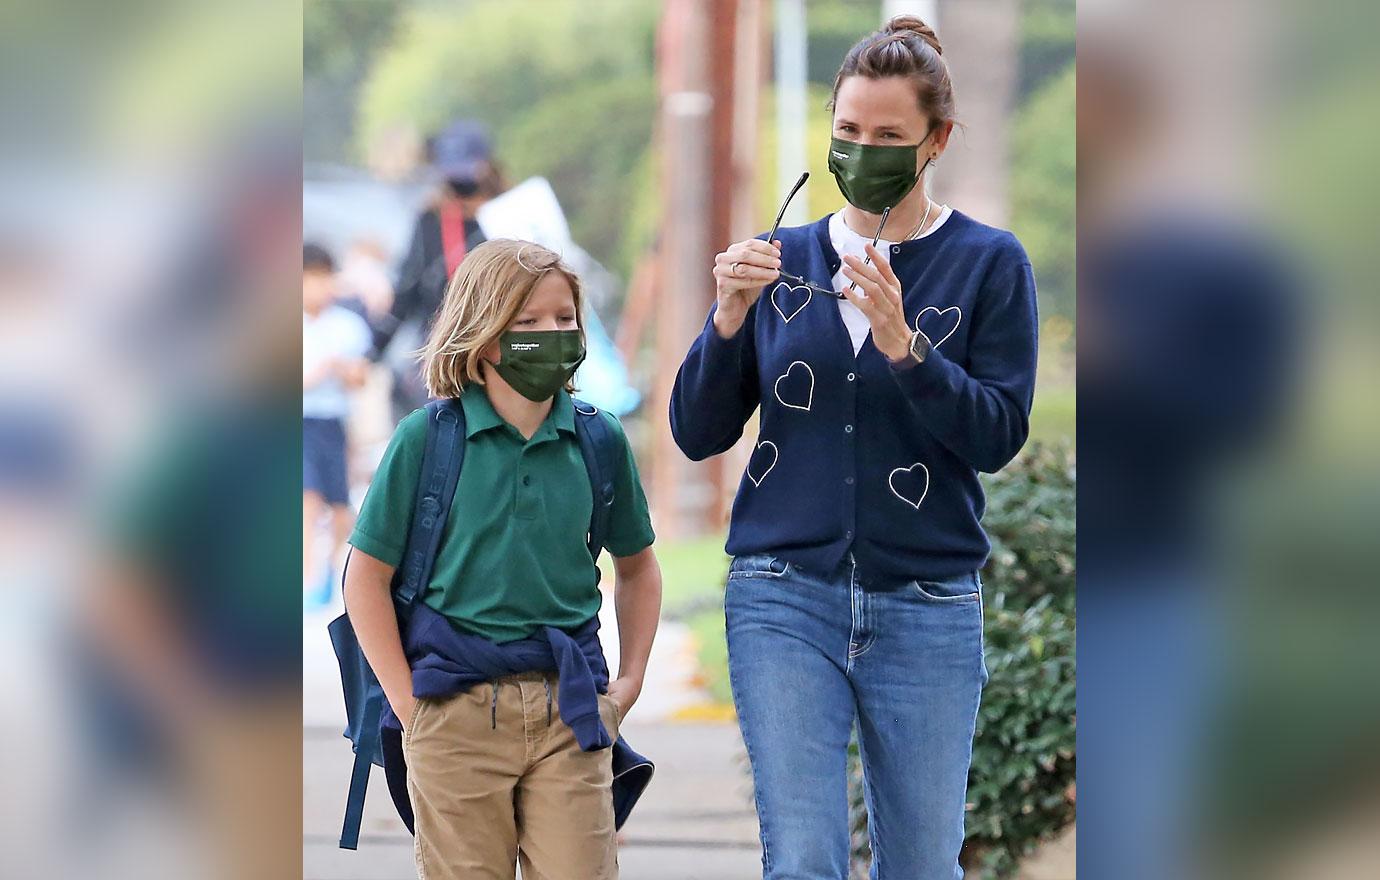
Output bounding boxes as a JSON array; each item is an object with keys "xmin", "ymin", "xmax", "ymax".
[
  {"xmin": 607, "ymin": 675, "xmax": 643, "ymax": 719},
  {"xmin": 393, "ymin": 693, "xmax": 418, "ymax": 733}
]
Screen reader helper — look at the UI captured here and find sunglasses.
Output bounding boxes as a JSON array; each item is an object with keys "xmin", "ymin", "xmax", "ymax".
[{"xmin": 767, "ymin": 172, "xmax": 890, "ymax": 300}]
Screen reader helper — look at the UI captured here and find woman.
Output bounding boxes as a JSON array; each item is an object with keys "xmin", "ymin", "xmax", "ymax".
[{"xmin": 670, "ymin": 16, "xmax": 1038, "ymax": 880}]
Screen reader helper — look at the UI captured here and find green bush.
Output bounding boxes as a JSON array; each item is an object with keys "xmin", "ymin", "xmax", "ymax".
[
  {"xmin": 849, "ymin": 441, "xmax": 1077, "ymax": 878},
  {"xmin": 980, "ymin": 440, "xmax": 1077, "ymax": 613}
]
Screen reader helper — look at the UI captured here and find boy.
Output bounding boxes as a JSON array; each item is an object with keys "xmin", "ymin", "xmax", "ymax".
[{"xmin": 303, "ymin": 242, "xmax": 371, "ymax": 595}]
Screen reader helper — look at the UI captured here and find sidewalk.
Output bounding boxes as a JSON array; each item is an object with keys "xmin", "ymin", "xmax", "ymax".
[{"xmin": 303, "ymin": 588, "xmax": 764, "ymax": 879}]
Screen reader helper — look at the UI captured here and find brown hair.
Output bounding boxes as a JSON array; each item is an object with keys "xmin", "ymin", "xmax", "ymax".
[
  {"xmin": 420, "ymin": 239, "xmax": 584, "ymax": 398},
  {"xmin": 829, "ymin": 15, "xmax": 956, "ymax": 130}
]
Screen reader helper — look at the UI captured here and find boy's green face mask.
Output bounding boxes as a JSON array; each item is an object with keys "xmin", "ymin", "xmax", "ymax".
[
  {"xmin": 490, "ymin": 330, "xmax": 586, "ymax": 402},
  {"xmin": 826, "ymin": 136, "xmax": 926, "ymax": 214}
]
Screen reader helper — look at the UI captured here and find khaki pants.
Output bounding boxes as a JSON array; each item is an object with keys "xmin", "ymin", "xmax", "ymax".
[{"xmin": 402, "ymin": 671, "xmax": 623, "ymax": 879}]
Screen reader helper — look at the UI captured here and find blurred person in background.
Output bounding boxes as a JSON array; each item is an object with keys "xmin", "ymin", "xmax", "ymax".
[
  {"xmin": 671, "ymin": 16, "xmax": 1038, "ymax": 880},
  {"xmin": 1077, "ymin": 10, "xmax": 1296, "ymax": 879},
  {"xmin": 371, "ymin": 119, "xmax": 502, "ymax": 424},
  {"xmin": 76, "ymin": 128, "xmax": 304, "ymax": 880},
  {"xmin": 303, "ymin": 242, "xmax": 371, "ymax": 600},
  {"xmin": 337, "ymin": 236, "xmax": 394, "ymax": 321}
]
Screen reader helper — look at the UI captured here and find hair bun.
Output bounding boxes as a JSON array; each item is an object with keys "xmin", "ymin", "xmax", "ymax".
[{"xmin": 886, "ymin": 14, "xmax": 943, "ymax": 55}]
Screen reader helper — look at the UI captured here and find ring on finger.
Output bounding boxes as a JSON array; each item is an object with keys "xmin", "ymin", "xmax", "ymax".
[{"xmin": 731, "ymin": 261, "xmax": 743, "ymax": 277}]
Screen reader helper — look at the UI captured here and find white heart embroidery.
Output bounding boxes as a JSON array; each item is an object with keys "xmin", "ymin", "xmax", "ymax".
[
  {"xmin": 772, "ymin": 361, "xmax": 815, "ymax": 412},
  {"xmin": 888, "ymin": 462, "xmax": 930, "ymax": 510},
  {"xmin": 770, "ymin": 281, "xmax": 812, "ymax": 324},
  {"xmin": 913, "ymin": 306, "xmax": 962, "ymax": 349},
  {"xmin": 747, "ymin": 441, "xmax": 779, "ymax": 488}
]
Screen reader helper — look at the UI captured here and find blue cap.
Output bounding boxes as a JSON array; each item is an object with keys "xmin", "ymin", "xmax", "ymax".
[{"xmin": 430, "ymin": 120, "xmax": 492, "ymax": 181}]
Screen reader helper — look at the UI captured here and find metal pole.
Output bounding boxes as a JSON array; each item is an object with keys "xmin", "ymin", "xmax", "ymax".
[{"xmin": 652, "ymin": 0, "xmax": 715, "ymax": 539}]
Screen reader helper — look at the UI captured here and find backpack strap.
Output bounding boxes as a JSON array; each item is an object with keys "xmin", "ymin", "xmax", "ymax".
[
  {"xmin": 395, "ymin": 398, "xmax": 467, "ymax": 612},
  {"xmin": 571, "ymin": 398, "xmax": 620, "ymax": 563},
  {"xmin": 338, "ymin": 397, "xmax": 466, "ymax": 849}
]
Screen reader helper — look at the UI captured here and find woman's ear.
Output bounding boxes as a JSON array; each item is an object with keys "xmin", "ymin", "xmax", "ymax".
[{"xmin": 930, "ymin": 121, "xmax": 954, "ymax": 161}]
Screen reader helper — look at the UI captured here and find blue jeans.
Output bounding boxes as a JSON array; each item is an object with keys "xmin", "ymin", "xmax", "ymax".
[{"xmin": 725, "ymin": 553, "xmax": 986, "ymax": 880}]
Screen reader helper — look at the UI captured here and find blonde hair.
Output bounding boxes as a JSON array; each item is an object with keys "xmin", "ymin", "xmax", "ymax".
[{"xmin": 420, "ymin": 239, "xmax": 584, "ymax": 398}]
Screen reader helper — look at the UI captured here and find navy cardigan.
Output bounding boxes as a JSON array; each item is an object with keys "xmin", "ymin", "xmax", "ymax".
[{"xmin": 670, "ymin": 211, "xmax": 1038, "ymax": 586}]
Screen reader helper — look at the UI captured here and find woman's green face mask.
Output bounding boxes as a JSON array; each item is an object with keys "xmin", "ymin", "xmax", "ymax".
[
  {"xmin": 826, "ymin": 130, "xmax": 932, "ymax": 214},
  {"xmin": 489, "ymin": 329, "xmax": 585, "ymax": 401}
]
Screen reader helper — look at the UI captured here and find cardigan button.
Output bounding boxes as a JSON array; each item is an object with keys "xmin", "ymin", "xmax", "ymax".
[
  {"xmin": 844, "ymin": 425, "xmax": 854, "ymax": 433},
  {"xmin": 891, "ymin": 245, "xmax": 900, "ymax": 254},
  {"xmin": 847, "ymin": 372, "xmax": 856, "ymax": 382},
  {"xmin": 845, "ymin": 476, "xmax": 854, "ymax": 485}
]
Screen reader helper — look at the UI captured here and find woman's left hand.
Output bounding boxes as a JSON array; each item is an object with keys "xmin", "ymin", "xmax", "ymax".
[{"xmin": 840, "ymin": 243, "xmax": 913, "ymax": 364}]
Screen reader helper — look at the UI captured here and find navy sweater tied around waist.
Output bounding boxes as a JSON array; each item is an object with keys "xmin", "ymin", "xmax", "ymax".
[
  {"xmin": 670, "ymin": 211, "xmax": 1039, "ymax": 587},
  {"xmin": 384, "ymin": 602, "xmax": 653, "ymax": 824}
]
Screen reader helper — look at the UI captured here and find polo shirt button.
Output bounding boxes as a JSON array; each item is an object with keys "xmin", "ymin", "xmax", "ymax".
[
  {"xmin": 847, "ymin": 372, "xmax": 856, "ymax": 382},
  {"xmin": 844, "ymin": 425, "xmax": 853, "ymax": 433},
  {"xmin": 522, "ymin": 475, "xmax": 531, "ymax": 486}
]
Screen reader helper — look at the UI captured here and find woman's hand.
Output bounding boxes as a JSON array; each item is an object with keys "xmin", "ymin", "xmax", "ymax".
[
  {"xmin": 840, "ymin": 243, "xmax": 913, "ymax": 363},
  {"xmin": 712, "ymin": 238, "xmax": 782, "ymax": 339}
]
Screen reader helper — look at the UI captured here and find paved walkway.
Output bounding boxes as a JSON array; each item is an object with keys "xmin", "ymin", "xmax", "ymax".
[
  {"xmin": 303, "ymin": 584, "xmax": 1074, "ymax": 880},
  {"xmin": 303, "ymin": 587, "xmax": 764, "ymax": 879}
]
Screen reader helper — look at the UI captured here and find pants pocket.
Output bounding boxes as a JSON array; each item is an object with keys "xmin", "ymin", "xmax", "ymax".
[
  {"xmin": 403, "ymin": 697, "xmax": 426, "ymax": 748},
  {"xmin": 727, "ymin": 553, "xmax": 790, "ymax": 580},
  {"xmin": 599, "ymin": 692, "xmax": 624, "ymax": 732},
  {"xmin": 908, "ymin": 572, "xmax": 981, "ymax": 603}
]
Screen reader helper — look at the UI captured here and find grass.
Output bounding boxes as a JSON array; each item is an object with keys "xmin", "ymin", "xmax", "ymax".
[
  {"xmin": 1030, "ymin": 384, "xmax": 1075, "ymax": 445},
  {"xmin": 602, "ymin": 532, "xmax": 735, "ymax": 705}
]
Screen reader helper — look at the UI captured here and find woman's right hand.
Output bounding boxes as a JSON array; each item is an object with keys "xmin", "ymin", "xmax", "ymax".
[{"xmin": 712, "ymin": 238, "xmax": 782, "ymax": 338}]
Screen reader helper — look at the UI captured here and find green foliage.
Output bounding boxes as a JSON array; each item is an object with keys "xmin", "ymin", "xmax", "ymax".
[
  {"xmin": 304, "ymin": 0, "xmax": 402, "ymax": 81},
  {"xmin": 1018, "ymin": 0, "xmax": 1076, "ymax": 101},
  {"xmin": 980, "ymin": 441, "xmax": 1077, "ymax": 612},
  {"xmin": 304, "ymin": 0, "xmax": 404, "ymax": 164},
  {"xmin": 802, "ymin": 1, "xmax": 884, "ymax": 87},
  {"xmin": 499, "ymin": 76, "xmax": 657, "ymax": 283},
  {"xmin": 358, "ymin": 0, "xmax": 657, "ymax": 146},
  {"xmin": 1009, "ymin": 63, "xmax": 1076, "ymax": 322},
  {"xmin": 965, "ymin": 590, "xmax": 1076, "ymax": 877},
  {"xmin": 355, "ymin": 0, "xmax": 659, "ymax": 280},
  {"xmin": 849, "ymin": 441, "xmax": 1077, "ymax": 878}
]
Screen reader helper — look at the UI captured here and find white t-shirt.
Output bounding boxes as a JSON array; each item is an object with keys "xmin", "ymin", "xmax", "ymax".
[
  {"xmin": 828, "ymin": 205, "xmax": 952, "ymax": 355},
  {"xmin": 303, "ymin": 305, "xmax": 372, "ymax": 419}
]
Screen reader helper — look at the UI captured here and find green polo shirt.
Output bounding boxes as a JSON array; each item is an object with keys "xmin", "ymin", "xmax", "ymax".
[{"xmin": 348, "ymin": 386, "xmax": 655, "ymax": 643}]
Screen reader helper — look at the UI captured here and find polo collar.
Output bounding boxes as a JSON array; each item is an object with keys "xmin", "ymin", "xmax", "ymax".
[{"xmin": 459, "ymin": 384, "xmax": 576, "ymax": 439}]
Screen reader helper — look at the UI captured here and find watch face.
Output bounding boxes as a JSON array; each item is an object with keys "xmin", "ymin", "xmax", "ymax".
[{"xmin": 911, "ymin": 330, "xmax": 930, "ymax": 362}]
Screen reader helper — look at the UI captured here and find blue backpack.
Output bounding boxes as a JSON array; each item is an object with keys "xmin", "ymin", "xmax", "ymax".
[{"xmin": 327, "ymin": 396, "xmax": 653, "ymax": 849}]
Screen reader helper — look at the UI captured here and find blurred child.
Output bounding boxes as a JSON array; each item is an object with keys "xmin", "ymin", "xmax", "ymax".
[{"xmin": 303, "ymin": 243, "xmax": 370, "ymax": 596}]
